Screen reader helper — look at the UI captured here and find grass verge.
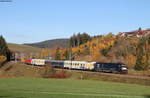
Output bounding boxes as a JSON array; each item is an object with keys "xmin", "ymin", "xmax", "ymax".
[{"xmin": 0, "ymin": 78, "xmax": 150, "ymax": 98}]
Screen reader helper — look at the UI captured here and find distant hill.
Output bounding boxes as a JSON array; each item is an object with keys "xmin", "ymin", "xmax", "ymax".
[
  {"xmin": 8, "ymin": 43, "xmax": 42, "ymax": 54},
  {"xmin": 25, "ymin": 39, "xmax": 69, "ymax": 48}
]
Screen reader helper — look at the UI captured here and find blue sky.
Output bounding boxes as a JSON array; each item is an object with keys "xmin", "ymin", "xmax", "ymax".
[{"xmin": 0, "ymin": 0, "xmax": 150, "ymax": 44}]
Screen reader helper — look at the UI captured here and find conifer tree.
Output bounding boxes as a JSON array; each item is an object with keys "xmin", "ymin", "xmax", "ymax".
[{"xmin": 0, "ymin": 35, "xmax": 11, "ymax": 61}]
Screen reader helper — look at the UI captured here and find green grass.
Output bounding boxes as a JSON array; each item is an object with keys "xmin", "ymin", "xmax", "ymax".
[
  {"xmin": 0, "ymin": 78, "xmax": 150, "ymax": 98},
  {"xmin": 66, "ymin": 70, "xmax": 150, "ymax": 86},
  {"xmin": 8, "ymin": 43, "xmax": 41, "ymax": 53}
]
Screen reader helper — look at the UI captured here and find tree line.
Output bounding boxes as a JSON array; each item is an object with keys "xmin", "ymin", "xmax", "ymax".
[{"xmin": 69, "ymin": 32, "xmax": 91, "ymax": 47}]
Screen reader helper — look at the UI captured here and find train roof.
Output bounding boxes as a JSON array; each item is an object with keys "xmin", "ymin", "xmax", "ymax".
[
  {"xmin": 64, "ymin": 60, "xmax": 96, "ymax": 63},
  {"xmin": 45, "ymin": 59, "xmax": 64, "ymax": 62},
  {"xmin": 96, "ymin": 62, "xmax": 126, "ymax": 65}
]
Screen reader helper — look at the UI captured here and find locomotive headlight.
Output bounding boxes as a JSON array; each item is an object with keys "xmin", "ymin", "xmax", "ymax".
[{"xmin": 122, "ymin": 67, "xmax": 127, "ymax": 70}]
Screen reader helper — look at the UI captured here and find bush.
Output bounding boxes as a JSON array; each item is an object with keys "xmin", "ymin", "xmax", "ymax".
[
  {"xmin": 0, "ymin": 55, "xmax": 6, "ymax": 66},
  {"xmin": 42, "ymin": 65, "xmax": 56, "ymax": 78},
  {"xmin": 43, "ymin": 65, "xmax": 71, "ymax": 79},
  {"xmin": 48, "ymin": 70, "xmax": 70, "ymax": 79}
]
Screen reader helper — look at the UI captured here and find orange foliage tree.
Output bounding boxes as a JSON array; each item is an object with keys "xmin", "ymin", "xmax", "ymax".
[{"xmin": 125, "ymin": 54, "xmax": 136, "ymax": 69}]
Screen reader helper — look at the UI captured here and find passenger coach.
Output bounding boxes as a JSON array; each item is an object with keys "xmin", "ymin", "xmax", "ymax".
[
  {"xmin": 24, "ymin": 59, "xmax": 128, "ymax": 74},
  {"xmin": 64, "ymin": 61, "xmax": 95, "ymax": 70}
]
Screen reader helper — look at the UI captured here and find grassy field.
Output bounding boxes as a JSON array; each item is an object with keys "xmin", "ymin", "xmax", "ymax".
[
  {"xmin": 0, "ymin": 78, "xmax": 150, "ymax": 98},
  {"xmin": 8, "ymin": 43, "xmax": 41, "ymax": 53}
]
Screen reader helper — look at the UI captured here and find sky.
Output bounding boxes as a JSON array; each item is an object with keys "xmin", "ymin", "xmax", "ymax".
[{"xmin": 0, "ymin": 0, "xmax": 150, "ymax": 44}]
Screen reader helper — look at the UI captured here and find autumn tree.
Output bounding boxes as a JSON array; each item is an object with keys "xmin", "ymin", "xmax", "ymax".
[
  {"xmin": 55, "ymin": 47, "xmax": 61, "ymax": 60},
  {"xmin": 135, "ymin": 37, "xmax": 149, "ymax": 70},
  {"xmin": 101, "ymin": 45, "xmax": 112, "ymax": 56},
  {"xmin": 125, "ymin": 54, "xmax": 136, "ymax": 69},
  {"xmin": 0, "ymin": 55, "xmax": 6, "ymax": 65},
  {"xmin": 63, "ymin": 49, "xmax": 69, "ymax": 60},
  {"xmin": 40, "ymin": 48, "xmax": 50, "ymax": 59}
]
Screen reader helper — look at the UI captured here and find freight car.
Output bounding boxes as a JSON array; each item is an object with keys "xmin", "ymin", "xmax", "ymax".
[{"xmin": 24, "ymin": 59, "xmax": 128, "ymax": 74}]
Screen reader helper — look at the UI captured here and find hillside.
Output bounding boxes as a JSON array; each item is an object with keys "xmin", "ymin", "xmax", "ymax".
[
  {"xmin": 53, "ymin": 32, "xmax": 150, "ymax": 70},
  {"xmin": 8, "ymin": 43, "xmax": 42, "ymax": 54},
  {"xmin": 25, "ymin": 39, "xmax": 69, "ymax": 48}
]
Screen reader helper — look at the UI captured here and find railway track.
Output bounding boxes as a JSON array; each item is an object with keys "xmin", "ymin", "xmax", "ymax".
[
  {"xmin": 55, "ymin": 68, "xmax": 150, "ymax": 80},
  {"xmin": 22, "ymin": 61, "xmax": 150, "ymax": 80}
]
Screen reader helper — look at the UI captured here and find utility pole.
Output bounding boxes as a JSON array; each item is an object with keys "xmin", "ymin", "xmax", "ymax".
[
  {"xmin": 69, "ymin": 39, "xmax": 72, "ymax": 69},
  {"xmin": 69, "ymin": 45, "xmax": 72, "ymax": 69}
]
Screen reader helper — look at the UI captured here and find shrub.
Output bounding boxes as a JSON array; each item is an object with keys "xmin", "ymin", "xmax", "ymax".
[
  {"xmin": 42, "ymin": 65, "xmax": 56, "ymax": 78},
  {"xmin": 0, "ymin": 55, "xmax": 6, "ymax": 66},
  {"xmin": 48, "ymin": 70, "xmax": 70, "ymax": 79}
]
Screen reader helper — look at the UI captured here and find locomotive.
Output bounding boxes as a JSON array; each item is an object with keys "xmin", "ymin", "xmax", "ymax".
[{"xmin": 24, "ymin": 59, "xmax": 128, "ymax": 74}]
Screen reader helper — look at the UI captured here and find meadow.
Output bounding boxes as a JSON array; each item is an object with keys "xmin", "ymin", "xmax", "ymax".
[
  {"xmin": 8, "ymin": 43, "xmax": 41, "ymax": 54},
  {"xmin": 0, "ymin": 78, "xmax": 150, "ymax": 98}
]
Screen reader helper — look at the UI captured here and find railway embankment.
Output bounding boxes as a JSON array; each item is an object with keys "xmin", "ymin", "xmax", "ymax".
[{"xmin": 0, "ymin": 62, "xmax": 150, "ymax": 86}]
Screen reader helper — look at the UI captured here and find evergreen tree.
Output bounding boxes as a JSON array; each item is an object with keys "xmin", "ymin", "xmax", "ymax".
[
  {"xmin": 0, "ymin": 35, "xmax": 11, "ymax": 61},
  {"xmin": 81, "ymin": 32, "xmax": 91, "ymax": 44},
  {"xmin": 69, "ymin": 33, "xmax": 91, "ymax": 47},
  {"xmin": 138, "ymin": 27, "xmax": 142, "ymax": 31}
]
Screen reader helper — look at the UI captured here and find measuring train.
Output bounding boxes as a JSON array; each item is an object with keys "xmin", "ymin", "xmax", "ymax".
[{"xmin": 24, "ymin": 59, "xmax": 128, "ymax": 74}]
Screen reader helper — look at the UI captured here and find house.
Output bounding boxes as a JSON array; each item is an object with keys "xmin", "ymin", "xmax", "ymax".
[{"xmin": 119, "ymin": 30, "xmax": 150, "ymax": 37}]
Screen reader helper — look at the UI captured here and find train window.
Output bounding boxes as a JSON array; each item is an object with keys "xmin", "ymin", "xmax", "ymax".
[
  {"xmin": 97, "ymin": 64, "xmax": 100, "ymax": 68},
  {"xmin": 83, "ymin": 64, "xmax": 85, "ymax": 66}
]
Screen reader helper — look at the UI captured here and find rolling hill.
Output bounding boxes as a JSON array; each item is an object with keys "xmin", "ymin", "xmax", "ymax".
[
  {"xmin": 25, "ymin": 38, "xmax": 69, "ymax": 48},
  {"xmin": 8, "ymin": 43, "xmax": 42, "ymax": 54}
]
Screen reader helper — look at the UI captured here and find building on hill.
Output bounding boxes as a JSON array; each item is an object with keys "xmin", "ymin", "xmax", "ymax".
[
  {"xmin": 10, "ymin": 51, "xmax": 25, "ymax": 62},
  {"xmin": 119, "ymin": 30, "xmax": 150, "ymax": 37}
]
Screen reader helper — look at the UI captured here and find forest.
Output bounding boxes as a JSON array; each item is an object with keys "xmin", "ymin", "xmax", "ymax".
[{"xmin": 53, "ymin": 31, "xmax": 150, "ymax": 71}]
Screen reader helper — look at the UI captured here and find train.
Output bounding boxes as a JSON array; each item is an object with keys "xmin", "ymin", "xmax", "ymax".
[{"xmin": 24, "ymin": 59, "xmax": 128, "ymax": 74}]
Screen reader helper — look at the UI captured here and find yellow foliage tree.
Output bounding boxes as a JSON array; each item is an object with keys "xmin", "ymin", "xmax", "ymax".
[
  {"xmin": 40, "ymin": 48, "xmax": 50, "ymax": 59},
  {"xmin": 125, "ymin": 54, "xmax": 136, "ymax": 68},
  {"xmin": 0, "ymin": 55, "xmax": 6, "ymax": 65}
]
